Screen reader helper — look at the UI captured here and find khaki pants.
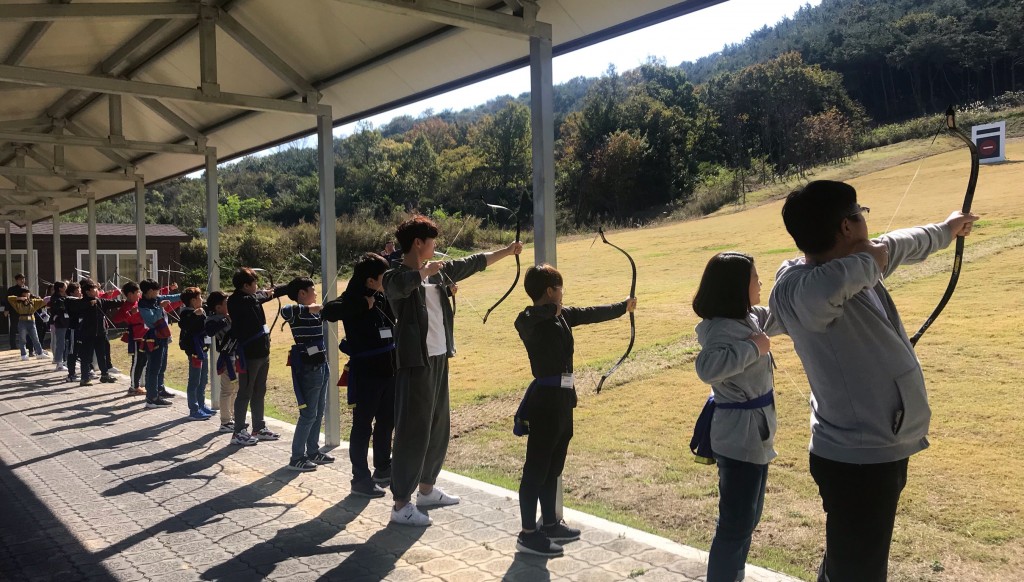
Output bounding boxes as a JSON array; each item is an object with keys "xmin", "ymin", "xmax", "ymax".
[{"xmin": 219, "ymin": 371, "xmax": 239, "ymax": 424}]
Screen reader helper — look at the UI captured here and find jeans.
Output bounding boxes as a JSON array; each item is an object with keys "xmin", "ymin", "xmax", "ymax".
[
  {"xmin": 810, "ymin": 453, "xmax": 908, "ymax": 582},
  {"xmin": 159, "ymin": 344, "xmax": 169, "ymax": 390},
  {"xmin": 707, "ymin": 455, "xmax": 769, "ymax": 582},
  {"xmin": 145, "ymin": 341, "xmax": 168, "ymax": 400},
  {"xmin": 291, "ymin": 362, "xmax": 328, "ymax": 461},
  {"xmin": 16, "ymin": 320, "xmax": 43, "ymax": 357},
  {"xmin": 348, "ymin": 368, "xmax": 395, "ymax": 483},
  {"xmin": 186, "ymin": 356, "xmax": 209, "ymax": 413},
  {"xmin": 51, "ymin": 327, "xmax": 68, "ymax": 364}
]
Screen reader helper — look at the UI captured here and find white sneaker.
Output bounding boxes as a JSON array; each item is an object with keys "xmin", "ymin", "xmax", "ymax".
[
  {"xmin": 55, "ymin": 363, "xmax": 67, "ymax": 372},
  {"xmin": 230, "ymin": 430, "xmax": 259, "ymax": 446},
  {"xmin": 34, "ymin": 352, "xmax": 49, "ymax": 359},
  {"xmin": 390, "ymin": 502, "xmax": 432, "ymax": 526},
  {"xmin": 107, "ymin": 366, "xmax": 122, "ymax": 375},
  {"xmin": 416, "ymin": 487, "xmax": 460, "ymax": 507},
  {"xmin": 20, "ymin": 355, "xmax": 29, "ymax": 361}
]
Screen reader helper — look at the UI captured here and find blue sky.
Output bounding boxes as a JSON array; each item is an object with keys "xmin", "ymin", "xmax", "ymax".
[{"xmin": 273, "ymin": 0, "xmax": 822, "ymax": 150}]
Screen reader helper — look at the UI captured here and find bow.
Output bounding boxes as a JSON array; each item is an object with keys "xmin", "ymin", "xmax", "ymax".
[
  {"xmin": 251, "ymin": 267, "xmax": 282, "ymax": 333},
  {"xmin": 908, "ymin": 106, "xmax": 979, "ymax": 346},
  {"xmin": 481, "ymin": 191, "xmax": 527, "ymax": 324},
  {"xmin": 593, "ymin": 226, "xmax": 637, "ymax": 394}
]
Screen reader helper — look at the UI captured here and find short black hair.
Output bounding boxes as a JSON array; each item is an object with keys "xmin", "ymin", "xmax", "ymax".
[
  {"xmin": 181, "ymin": 286, "xmax": 203, "ymax": 305},
  {"xmin": 286, "ymin": 277, "xmax": 315, "ymax": 301},
  {"xmin": 79, "ymin": 278, "xmax": 97, "ymax": 292},
  {"xmin": 53, "ymin": 281, "xmax": 67, "ymax": 292},
  {"xmin": 232, "ymin": 267, "xmax": 258, "ymax": 290},
  {"xmin": 524, "ymin": 264, "xmax": 563, "ymax": 301},
  {"xmin": 395, "ymin": 215, "xmax": 439, "ymax": 254},
  {"xmin": 206, "ymin": 290, "xmax": 228, "ymax": 309},
  {"xmin": 15, "ymin": 286, "xmax": 30, "ymax": 297},
  {"xmin": 139, "ymin": 279, "xmax": 161, "ymax": 294},
  {"xmin": 782, "ymin": 180, "xmax": 859, "ymax": 254},
  {"xmin": 692, "ymin": 252, "xmax": 754, "ymax": 320},
  {"xmin": 14, "ymin": 273, "xmax": 25, "ymax": 281},
  {"xmin": 348, "ymin": 253, "xmax": 389, "ymax": 294},
  {"xmin": 66, "ymin": 282, "xmax": 80, "ymax": 295},
  {"xmin": 121, "ymin": 281, "xmax": 140, "ymax": 294}
]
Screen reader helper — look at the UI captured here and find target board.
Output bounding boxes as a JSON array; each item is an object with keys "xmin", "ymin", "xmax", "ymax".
[{"xmin": 972, "ymin": 121, "xmax": 1006, "ymax": 164}]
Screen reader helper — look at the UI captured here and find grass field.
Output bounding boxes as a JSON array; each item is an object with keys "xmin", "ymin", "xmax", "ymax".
[{"xmin": 115, "ymin": 135, "xmax": 1024, "ymax": 581}]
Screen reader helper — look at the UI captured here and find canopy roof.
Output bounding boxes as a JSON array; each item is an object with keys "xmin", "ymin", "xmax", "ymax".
[{"xmin": 0, "ymin": 0, "xmax": 727, "ymax": 224}]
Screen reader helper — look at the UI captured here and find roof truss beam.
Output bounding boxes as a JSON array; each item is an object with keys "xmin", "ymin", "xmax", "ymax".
[
  {"xmin": 0, "ymin": 129, "xmax": 204, "ymax": 156},
  {"xmin": 0, "ymin": 63, "xmax": 326, "ymax": 116},
  {"xmin": 0, "ymin": 188, "xmax": 88, "ymax": 199},
  {"xmin": 0, "ymin": 165, "xmax": 141, "ymax": 182},
  {"xmin": 0, "ymin": 3, "xmax": 201, "ymax": 22},
  {"xmin": 330, "ymin": 0, "xmax": 549, "ymax": 40}
]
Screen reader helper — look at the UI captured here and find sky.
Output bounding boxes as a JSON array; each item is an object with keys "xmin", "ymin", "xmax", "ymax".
[{"xmin": 268, "ymin": 0, "xmax": 822, "ymax": 151}]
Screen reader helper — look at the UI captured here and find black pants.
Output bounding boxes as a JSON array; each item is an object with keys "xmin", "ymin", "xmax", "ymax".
[
  {"xmin": 809, "ymin": 453, "xmax": 909, "ymax": 582},
  {"xmin": 6, "ymin": 314, "xmax": 16, "ymax": 351},
  {"xmin": 66, "ymin": 330, "xmax": 78, "ymax": 375},
  {"xmin": 78, "ymin": 335, "xmax": 110, "ymax": 378},
  {"xmin": 518, "ymin": 389, "xmax": 574, "ymax": 530},
  {"xmin": 348, "ymin": 368, "xmax": 395, "ymax": 484},
  {"xmin": 129, "ymin": 350, "xmax": 148, "ymax": 390}
]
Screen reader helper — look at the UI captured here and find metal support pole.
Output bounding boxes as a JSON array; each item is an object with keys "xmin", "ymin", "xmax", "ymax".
[
  {"xmin": 205, "ymin": 148, "xmax": 221, "ymax": 408},
  {"xmin": 87, "ymin": 193, "xmax": 97, "ymax": 280},
  {"xmin": 26, "ymin": 220, "xmax": 35, "ymax": 295},
  {"xmin": 530, "ymin": 32, "xmax": 561, "ymax": 519},
  {"xmin": 4, "ymin": 221, "xmax": 12, "ymax": 286},
  {"xmin": 135, "ymin": 179, "xmax": 146, "ymax": 281},
  {"xmin": 530, "ymin": 35, "xmax": 556, "ymax": 267},
  {"xmin": 52, "ymin": 210, "xmax": 61, "ymax": 284},
  {"xmin": 317, "ymin": 110, "xmax": 340, "ymax": 447}
]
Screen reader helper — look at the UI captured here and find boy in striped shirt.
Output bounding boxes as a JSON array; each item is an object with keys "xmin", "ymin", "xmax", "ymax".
[{"xmin": 281, "ymin": 277, "xmax": 333, "ymax": 472}]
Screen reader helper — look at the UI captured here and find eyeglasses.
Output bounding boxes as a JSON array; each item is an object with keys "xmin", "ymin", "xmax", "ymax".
[{"xmin": 848, "ymin": 205, "xmax": 870, "ymax": 218}]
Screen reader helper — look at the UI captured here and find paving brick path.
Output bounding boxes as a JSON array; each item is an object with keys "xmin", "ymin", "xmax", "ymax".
[{"xmin": 0, "ymin": 352, "xmax": 800, "ymax": 581}]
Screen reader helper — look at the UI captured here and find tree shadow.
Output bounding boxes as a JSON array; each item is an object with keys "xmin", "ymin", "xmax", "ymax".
[
  {"xmin": 7, "ymin": 417, "xmax": 189, "ymax": 470},
  {"xmin": 30, "ymin": 403, "xmax": 145, "ymax": 436},
  {"xmin": 15, "ymin": 392, "xmax": 127, "ymax": 418}
]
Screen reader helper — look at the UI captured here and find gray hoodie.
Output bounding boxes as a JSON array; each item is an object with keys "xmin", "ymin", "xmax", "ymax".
[
  {"xmin": 695, "ymin": 306, "xmax": 783, "ymax": 465},
  {"xmin": 768, "ymin": 223, "xmax": 953, "ymax": 464}
]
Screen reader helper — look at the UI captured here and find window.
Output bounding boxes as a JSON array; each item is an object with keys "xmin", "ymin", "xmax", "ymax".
[
  {"xmin": 1, "ymin": 250, "xmax": 38, "ymax": 289},
  {"xmin": 75, "ymin": 250, "xmax": 157, "ymax": 290}
]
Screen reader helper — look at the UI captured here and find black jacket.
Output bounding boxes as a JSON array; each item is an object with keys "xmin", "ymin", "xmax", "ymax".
[
  {"xmin": 178, "ymin": 307, "xmax": 208, "ymax": 357},
  {"xmin": 66, "ymin": 296, "xmax": 124, "ymax": 338},
  {"xmin": 323, "ymin": 287, "xmax": 396, "ymax": 377},
  {"xmin": 227, "ymin": 285, "xmax": 287, "ymax": 359}
]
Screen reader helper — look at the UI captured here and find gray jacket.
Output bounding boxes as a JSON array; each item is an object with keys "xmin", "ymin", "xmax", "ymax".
[
  {"xmin": 383, "ymin": 253, "xmax": 487, "ymax": 369},
  {"xmin": 695, "ymin": 306, "xmax": 783, "ymax": 465},
  {"xmin": 768, "ymin": 223, "xmax": 953, "ymax": 464}
]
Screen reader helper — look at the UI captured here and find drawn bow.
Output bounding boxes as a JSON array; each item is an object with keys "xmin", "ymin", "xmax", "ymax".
[
  {"xmin": 593, "ymin": 226, "xmax": 637, "ymax": 393},
  {"xmin": 481, "ymin": 191, "xmax": 527, "ymax": 324},
  {"xmin": 909, "ymin": 106, "xmax": 979, "ymax": 346}
]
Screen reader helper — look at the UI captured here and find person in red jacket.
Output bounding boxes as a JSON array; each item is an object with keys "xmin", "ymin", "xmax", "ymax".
[{"xmin": 112, "ymin": 281, "xmax": 148, "ymax": 396}]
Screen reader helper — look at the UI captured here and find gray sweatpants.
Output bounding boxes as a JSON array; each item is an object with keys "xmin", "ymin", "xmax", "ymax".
[
  {"xmin": 390, "ymin": 355, "xmax": 450, "ymax": 503},
  {"xmin": 234, "ymin": 356, "xmax": 269, "ymax": 433}
]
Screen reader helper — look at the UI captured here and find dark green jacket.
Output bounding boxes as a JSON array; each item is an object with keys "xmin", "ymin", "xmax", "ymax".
[{"xmin": 383, "ymin": 253, "xmax": 487, "ymax": 369}]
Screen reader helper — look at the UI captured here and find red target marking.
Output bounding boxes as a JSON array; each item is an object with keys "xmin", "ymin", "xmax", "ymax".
[{"xmin": 978, "ymin": 137, "xmax": 998, "ymax": 157}]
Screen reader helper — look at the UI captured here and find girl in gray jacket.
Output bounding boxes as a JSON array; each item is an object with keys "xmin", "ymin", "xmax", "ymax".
[{"xmin": 693, "ymin": 252, "xmax": 781, "ymax": 582}]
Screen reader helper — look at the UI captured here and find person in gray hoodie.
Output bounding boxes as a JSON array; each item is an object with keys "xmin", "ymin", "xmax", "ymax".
[
  {"xmin": 768, "ymin": 180, "xmax": 978, "ymax": 582},
  {"xmin": 693, "ymin": 252, "xmax": 782, "ymax": 582}
]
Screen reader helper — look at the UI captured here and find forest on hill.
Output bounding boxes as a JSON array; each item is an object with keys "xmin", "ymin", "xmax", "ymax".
[{"xmin": 67, "ymin": 0, "xmax": 1024, "ymax": 269}]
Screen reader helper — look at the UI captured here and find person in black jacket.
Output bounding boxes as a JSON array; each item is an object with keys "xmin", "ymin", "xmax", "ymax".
[
  {"xmin": 323, "ymin": 253, "xmax": 396, "ymax": 497},
  {"xmin": 64, "ymin": 283, "xmax": 82, "ymax": 382},
  {"xmin": 512, "ymin": 264, "xmax": 636, "ymax": 557},
  {"xmin": 5, "ymin": 273, "xmax": 26, "ymax": 351},
  {"xmin": 227, "ymin": 267, "xmax": 288, "ymax": 446},
  {"xmin": 48, "ymin": 281, "xmax": 70, "ymax": 371},
  {"xmin": 67, "ymin": 278, "xmax": 124, "ymax": 386},
  {"xmin": 179, "ymin": 287, "xmax": 214, "ymax": 421}
]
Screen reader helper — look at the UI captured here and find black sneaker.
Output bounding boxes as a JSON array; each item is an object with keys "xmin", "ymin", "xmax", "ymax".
[
  {"xmin": 144, "ymin": 398, "xmax": 172, "ymax": 409},
  {"xmin": 158, "ymin": 389, "xmax": 175, "ymax": 399},
  {"xmin": 287, "ymin": 458, "xmax": 317, "ymax": 472},
  {"xmin": 516, "ymin": 530, "xmax": 563, "ymax": 557},
  {"xmin": 100, "ymin": 375, "xmax": 117, "ymax": 383},
  {"xmin": 351, "ymin": 479, "xmax": 386, "ymax": 498},
  {"xmin": 66, "ymin": 374, "xmax": 77, "ymax": 383},
  {"xmin": 541, "ymin": 520, "xmax": 581, "ymax": 542},
  {"xmin": 79, "ymin": 378, "xmax": 94, "ymax": 386},
  {"xmin": 309, "ymin": 453, "xmax": 335, "ymax": 465},
  {"xmin": 371, "ymin": 466, "xmax": 392, "ymax": 484}
]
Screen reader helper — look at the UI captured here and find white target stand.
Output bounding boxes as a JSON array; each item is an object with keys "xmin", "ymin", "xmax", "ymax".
[{"xmin": 972, "ymin": 121, "xmax": 1007, "ymax": 164}]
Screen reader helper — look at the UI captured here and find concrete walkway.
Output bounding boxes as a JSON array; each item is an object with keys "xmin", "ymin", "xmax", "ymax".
[{"xmin": 0, "ymin": 351, "xmax": 800, "ymax": 582}]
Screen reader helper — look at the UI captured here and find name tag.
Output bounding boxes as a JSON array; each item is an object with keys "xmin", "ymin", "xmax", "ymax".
[
  {"xmin": 306, "ymin": 345, "xmax": 323, "ymax": 356},
  {"xmin": 561, "ymin": 373, "xmax": 575, "ymax": 389},
  {"xmin": 379, "ymin": 328, "xmax": 393, "ymax": 339},
  {"xmin": 203, "ymin": 337, "xmax": 212, "ymax": 345},
  {"xmin": 262, "ymin": 324, "xmax": 269, "ymax": 335}
]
